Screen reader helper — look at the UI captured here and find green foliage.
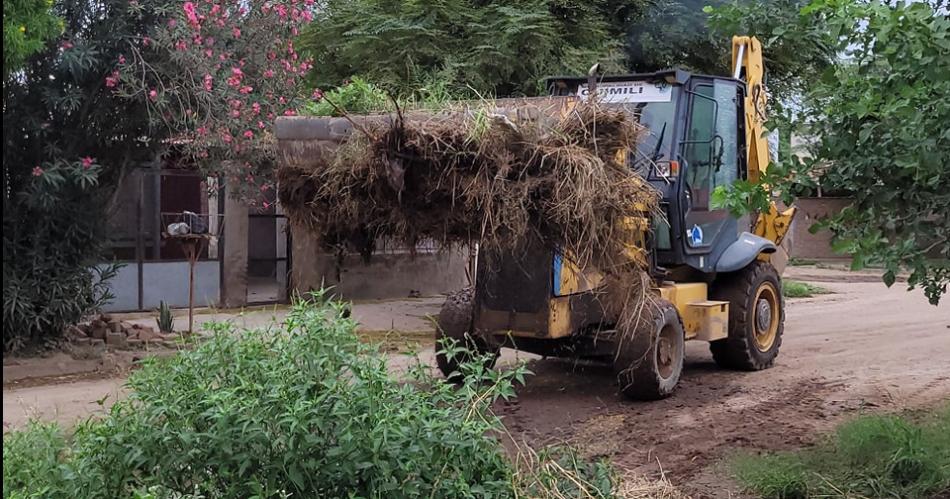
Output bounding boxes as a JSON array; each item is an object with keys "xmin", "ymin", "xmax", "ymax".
[
  {"xmin": 298, "ymin": 0, "xmax": 635, "ymax": 99},
  {"xmin": 2, "ymin": 296, "xmax": 618, "ymax": 498},
  {"xmin": 732, "ymin": 405, "xmax": 950, "ymax": 498},
  {"xmin": 781, "ymin": 280, "xmax": 828, "ymax": 298},
  {"xmin": 800, "ymin": 0, "xmax": 949, "ymax": 305},
  {"xmin": 3, "ymin": 159, "xmax": 118, "ymax": 352},
  {"xmin": 155, "ymin": 301, "xmax": 174, "ymax": 333},
  {"xmin": 2, "ymin": 0, "xmax": 62, "ymax": 76},
  {"xmin": 711, "ymin": 1, "xmax": 949, "ymax": 305},
  {"xmin": 704, "ymin": 0, "xmax": 836, "ymax": 102},
  {"xmin": 303, "ymin": 77, "xmax": 389, "ymax": 117},
  {"xmin": 3, "ymin": 0, "xmax": 169, "ymax": 349}
]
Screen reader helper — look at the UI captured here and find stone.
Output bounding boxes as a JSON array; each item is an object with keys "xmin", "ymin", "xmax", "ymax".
[
  {"xmin": 71, "ymin": 337, "xmax": 92, "ymax": 346},
  {"xmin": 100, "ymin": 313, "xmax": 113, "ymax": 323},
  {"xmin": 79, "ymin": 323, "xmax": 92, "ymax": 334},
  {"xmin": 105, "ymin": 332, "xmax": 127, "ymax": 348},
  {"xmin": 90, "ymin": 326, "xmax": 108, "ymax": 340},
  {"xmin": 109, "ymin": 321, "xmax": 122, "ymax": 333},
  {"xmin": 136, "ymin": 327, "xmax": 162, "ymax": 342},
  {"xmin": 64, "ymin": 325, "xmax": 87, "ymax": 339},
  {"xmin": 91, "ymin": 319, "xmax": 106, "ymax": 329},
  {"xmin": 126, "ymin": 338, "xmax": 144, "ymax": 348}
]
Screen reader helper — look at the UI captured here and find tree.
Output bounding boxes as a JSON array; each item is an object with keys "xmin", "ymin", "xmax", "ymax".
[
  {"xmin": 3, "ymin": 0, "xmax": 62, "ymax": 76},
  {"xmin": 628, "ymin": 0, "xmax": 835, "ymax": 109},
  {"xmin": 297, "ymin": 0, "xmax": 648, "ymax": 99},
  {"xmin": 112, "ymin": 0, "xmax": 315, "ymax": 201},
  {"xmin": 715, "ymin": 0, "xmax": 949, "ymax": 305},
  {"xmin": 3, "ymin": 0, "xmax": 166, "ymax": 350}
]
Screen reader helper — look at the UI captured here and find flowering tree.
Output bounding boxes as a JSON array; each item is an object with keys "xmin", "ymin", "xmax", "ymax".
[{"xmin": 113, "ymin": 0, "xmax": 315, "ymax": 202}]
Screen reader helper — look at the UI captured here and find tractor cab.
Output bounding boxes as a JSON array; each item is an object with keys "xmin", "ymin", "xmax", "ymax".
[{"xmin": 546, "ymin": 70, "xmax": 759, "ymax": 277}]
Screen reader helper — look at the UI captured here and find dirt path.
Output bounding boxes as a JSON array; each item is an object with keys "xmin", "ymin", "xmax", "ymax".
[
  {"xmin": 495, "ymin": 267, "xmax": 950, "ymax": 497},
  {"xmin": 4, "ymin": 267, "xmax": 948, "ymax": 497}
]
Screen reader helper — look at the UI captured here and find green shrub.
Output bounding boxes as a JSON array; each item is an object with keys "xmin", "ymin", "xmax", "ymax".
[
  {"xmin": 3, "ymin": 294, "xmax": 618, "ymax": 498},
  {"xmin": 303, "ymin": 77, "xmax": 389, "ymax": 117},
  {"xmin": 782, "ymin": 280, "xmax": 830, "ymax": 298},
  {"xmin": 2, "ymin": 158, "xmax": 117, "ymax": 352},
  {"xmin": 732, "ymin": 405, "xmax": 950, "ymax": 498}
]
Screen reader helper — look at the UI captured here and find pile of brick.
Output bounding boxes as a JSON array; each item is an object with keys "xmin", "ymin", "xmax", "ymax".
[{"xmin": 65, "ymin": 314, "xmax": 179, "ymax": 350}]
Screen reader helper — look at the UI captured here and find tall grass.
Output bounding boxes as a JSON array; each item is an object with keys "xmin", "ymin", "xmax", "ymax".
[{"xmin": 732, "ymin": 406, "xmax": 950, "ymax": 498}]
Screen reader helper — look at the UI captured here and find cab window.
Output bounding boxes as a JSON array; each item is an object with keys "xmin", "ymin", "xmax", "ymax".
[{"xmin": 683, "ymin": 80, "xmax": 739, "ymax": 249}]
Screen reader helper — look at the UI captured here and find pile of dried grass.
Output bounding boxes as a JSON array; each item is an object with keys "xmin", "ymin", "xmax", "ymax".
[{"xmin": 278, "ymin": 99, "xmax": 660, "ymax": 328}]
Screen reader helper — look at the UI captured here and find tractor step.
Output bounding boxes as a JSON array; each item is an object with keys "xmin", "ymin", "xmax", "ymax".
[{"xmin": 683, "ymin": 301, "xmax": 729, "ymax": 341}]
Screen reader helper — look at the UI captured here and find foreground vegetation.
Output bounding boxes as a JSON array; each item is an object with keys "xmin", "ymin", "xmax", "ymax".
[
  {"xmin": 3, "ymin": 295, "xmax": 624, "ymax": 498},
  {"xmin": 732, "ymin": 405, "xmax": 950, "ymax": 498}
]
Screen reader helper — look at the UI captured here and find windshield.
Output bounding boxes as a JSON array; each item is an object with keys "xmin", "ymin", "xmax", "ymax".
[{"xmin": 623, "ymin": 99, "xmax": 677, "ymax": 174}]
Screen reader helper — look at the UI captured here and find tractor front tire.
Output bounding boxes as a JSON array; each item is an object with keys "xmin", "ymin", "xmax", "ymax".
[
  {"xmin": 613, "ymin": 299, "xmax": 685, "ymax": 400},
  {"xmin": 435, "ymin": 288, "xmax": 499, "ymax": 382},
  {"xmin": 709, "ymin": 261, "xmax": 784, "ymax": 370}
]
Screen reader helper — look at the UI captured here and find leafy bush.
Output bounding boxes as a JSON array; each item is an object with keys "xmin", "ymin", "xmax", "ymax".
[
  {"xmin": 2, "ymin": 158, "xmax": 117, "ymax": 352},
  {"xmin": 3, "ymin": 295, "xmax": 618, "ymax": 498},
  {"xmin": 303, "ymin": 77, "xmax": 389, "ymax": 117},
  {"xmin": 732, "ymin": 405, "xmax": 950, "ymax": 498}
]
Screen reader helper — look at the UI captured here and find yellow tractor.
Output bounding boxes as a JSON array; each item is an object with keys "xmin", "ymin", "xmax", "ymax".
[{"xmin": 436, "ymin": 36, "xmax": 796, "ymax": 399}]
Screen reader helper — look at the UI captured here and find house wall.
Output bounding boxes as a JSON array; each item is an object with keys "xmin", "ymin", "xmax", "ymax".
[
  {"xmin": 786, "ymin": 197, "xmax": 853, "ymax": 260},
  {"xmin": 290, "ymin": 226, "xmax": 468, "ymax": 300}
]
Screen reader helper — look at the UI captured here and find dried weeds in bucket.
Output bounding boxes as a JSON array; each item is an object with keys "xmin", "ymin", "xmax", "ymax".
[{"xmin": 278, "ymin": 99, "xmax": 661, "ymax": 331}]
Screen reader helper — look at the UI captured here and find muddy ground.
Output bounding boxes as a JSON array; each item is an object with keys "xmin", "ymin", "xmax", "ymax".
[{"xmin": 3, "ymin": 265, "xmax": 948, "ymax": 497}]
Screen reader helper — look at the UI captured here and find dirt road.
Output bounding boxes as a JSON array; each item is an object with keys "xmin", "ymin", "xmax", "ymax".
[
  {"xmin": 4, "ymin": 266, "xmax": 948, "ymax": 496},
  {"xmin": 495, "ymin": 266, "xmax": 949, "ymax": 497}
]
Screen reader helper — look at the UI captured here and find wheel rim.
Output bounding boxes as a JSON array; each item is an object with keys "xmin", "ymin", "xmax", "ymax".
[
  {"xmin": 655, "ymin": 324, "xmax": 679, "ymax": 379},
  {"xmin": 752, "ymin": 282, "xmax": 779, "ymax": 351}
]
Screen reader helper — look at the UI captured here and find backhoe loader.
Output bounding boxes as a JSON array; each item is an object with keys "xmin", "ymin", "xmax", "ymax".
[{"xmin": 435, "ymin": 36, "xmax": 796, "ymax": 399}]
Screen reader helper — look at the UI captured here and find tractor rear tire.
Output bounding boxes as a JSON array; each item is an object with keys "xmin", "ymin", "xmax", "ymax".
[
  {"xmin": 435, "ymin": 288, "xmax": 499, "ymax": 382},
  {"xmin": 709, "ymin": 261, "xmax": 784, "ymax": 370},
  {"xmin": 613, "ymin": 299, "xmax": 685, "ymax": 400}
]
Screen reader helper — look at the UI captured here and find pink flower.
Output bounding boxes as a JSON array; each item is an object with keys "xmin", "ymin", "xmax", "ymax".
[
  {"xmin": 183, "ymin": 2, "xmax": 200, "ymax": 27},
  {"xmin": 260, "ymin": 183, "xmax": 270, "ymax": 192},
  {"xmin": 243, "ymin": 130, "xmax": 254, "ymax": 139},
  {"xmin": 168, "ymin": 18, "xmax": 177, "ymax": 27},
  {"xmin": 222, "ymin": 133, "xmax": 233, "ymax": 143},
  {"xmin": 81, "ymin": 156, "xmax": 94, "ymax": 169},
  {"xmin": 210, "ymin": 4, "xmax": 220, "ymax": 15},
  {"xmin": 32, "ymin": 166, "xmax": 44, "ymax": 176},
  {"xmin": 118, "ymin": 54, "xmax": 126, "ymax": 64},
  {"xmin": 205, "ymin": 49, "xmax": 213, "ymax": 58},
  {"xmin": 263, "ymin": 69, "xmax": 274, "ymax": 78},
  {"xmin": 105, "ymin": 73, "xmax": 119, "ymax": 88},
  {"xmin": 258, "ymin": 120, "xmax": 265, "ymax": 129},
  {"xmin": 149, "ymin": 89, "xmax": 158, "ymax": 101},
  {"xmin": 175, "ymin": 40, "xmax": 188, "ymax": 51},
  {"xmin": 252, "ymin": 102, "xmax": 261, "ymax": 114},
  {"xmin": 239, "ymin": 85, "xmax": 253, "ymax": 94},
  {"xmin": 230, "ymin": 109, "xmax": 241, "ymax": 118},
  {"xmin": 283, "ymin": 109, "xmax": 296, "ymax": 116},
  {"xmin": 232, "ymin": 27, "xmax": 241, "ymax": 38},
  {"xmin": 60, "ymin": 41, "xmax": 74, "ymax": 50},
  {"xmin": 142, "ymin": 36, "xmax": 151, "ymax": 46},
  {"xmin": 312, "ymin": 89, "xmax": 323, "ymax": 100},
  {"xmin": 197, "ymin": 126, "xmax": 209, "ymax": 136},
  {"xmin": 203, "ymin": 74, "xmax": 213, "ymax": 91}
]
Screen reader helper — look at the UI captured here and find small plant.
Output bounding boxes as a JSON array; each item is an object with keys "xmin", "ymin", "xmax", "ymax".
[
  {"xmin": 155, "ymin": 301, "xmax": 174, "ymax": 333},
  {"xmin": 732, "ymin": 405, "xmax": 950, "ymax": 498},
  {"xmin": 782, "ymin": 280, "xmax": 830, "ymax": 298},
  {"xmin": 303, "ymin": 77, "xmax": 389, "ymax": 117}
]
